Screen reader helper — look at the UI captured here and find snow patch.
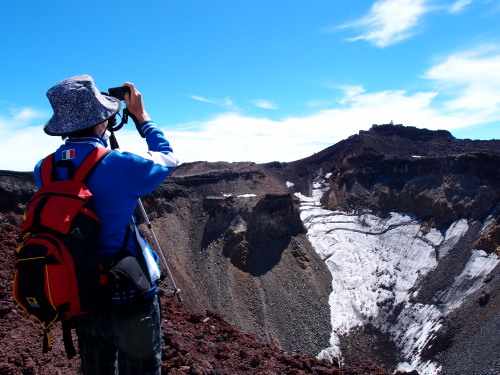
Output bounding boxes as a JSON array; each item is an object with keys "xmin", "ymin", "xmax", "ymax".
[
  {"xmin": 438, "ymin": 249, "xmax": 498, "ymax": 312},
  {"xmin": 396, "ymin": 362, "xmax": 415, "ymax": 373},
  {"xmin": 437, "ymin": 219, "xmax": 468, "ymax": 259},
  {"xmin": 296, "ymin": 175, "xmax": 500, "ymax": 375},
  {"xmin": 221, "ymin": 193, "xmax": 258, "ymax": 198}
]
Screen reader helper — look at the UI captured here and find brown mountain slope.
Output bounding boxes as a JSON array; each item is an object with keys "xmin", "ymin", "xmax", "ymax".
[{"xmin": 0, "ymin": 216, "xmax": 387, "ymax": 375}]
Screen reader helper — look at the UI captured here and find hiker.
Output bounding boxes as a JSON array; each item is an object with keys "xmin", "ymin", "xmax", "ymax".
[{"xmin": 35, "ymin": 74, "xmax": 179, "ymax": 374}]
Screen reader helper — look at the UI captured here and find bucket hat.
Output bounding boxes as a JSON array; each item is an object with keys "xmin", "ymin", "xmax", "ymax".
[{"xmin": 44, "ymin": 74, "xmax": 121, "ymax": 136}]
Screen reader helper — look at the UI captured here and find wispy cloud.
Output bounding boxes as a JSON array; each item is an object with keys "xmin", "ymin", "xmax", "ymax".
[
  {"xmin": 337, "ymin": 85, "xmax": 366, "ymax": 103},
  {"xmin": 223, "ymin": 97, "xmax": 239, "ymax": 110},
  {"xmin": 3, "ymin": 77, "xmax": 496, "ymax": 170},
  {"xmin": 164, "ymin": 47, "xmax": 500, "ymax": 163},
  {"xmin": 166, "ymin": 88, "xmax": 470, "ymax": 165},
  {"xmin": 190, "ymin": 95, "xmax": 215, "ymax": 104},
  {"xmin": 335, "ymin": 0, "xmax": 430, "ymax": 47},
  {"xmin": 0, "ymin": 124, "xmax": 62, "ymax": 171},
  {"xmin": 308, "ymin": 85, "xmax": 366, "ymax": 108},
  {"xmin": 422, "ymin": 44, "xmax": 500, "ymax": 121},
  {"xmin": 448, "ymin": 0, "xmax": 473, "ymax": 13},
  {"xmin": 1, "ymin": 107, "xmax": 45, "ymax": 125},
  {"xmin": 0, "ymin": 107, "xmax": 46, "ymax": 137},
  {"xmin": 332, "ymin": 0, "xmax": 483, "ymax": 47},
  {"xmin": 249, "ymin": 99, "xmax": 278, "ymax": 110},
  {"xmin": 190, "ymin": 95, "xmax": 240, "ymax": 110}
]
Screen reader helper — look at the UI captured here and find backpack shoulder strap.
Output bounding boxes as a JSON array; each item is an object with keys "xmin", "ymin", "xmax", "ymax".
[
  {"xmin": 73, "ymin": 147, "xmax": 111, "ymax": 182},
  {"xmin": 40, "ymin": 153, "xmax": 56, "ymax": 185}
]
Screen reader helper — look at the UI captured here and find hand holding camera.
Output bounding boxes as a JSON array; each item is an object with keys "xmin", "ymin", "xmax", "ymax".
[
  {"xmin": 108, "ymin": 83, "xmax": 151, "ymax": 124},
  {"xmin": 108, "ymin": 83, "xmax": 151, "ymax": 137},
  {"xmin": 123, "ymin": 83, "xmax": 151, "ymax": 124},
  {"xmin": 107, "ymin": 86, "xmax": 130, "ymax": 101}
]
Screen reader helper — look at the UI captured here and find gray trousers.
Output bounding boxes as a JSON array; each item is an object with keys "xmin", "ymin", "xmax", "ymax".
[{"xmin": 75, "ymin": 294, "xmax": 162, "ymax": 375}]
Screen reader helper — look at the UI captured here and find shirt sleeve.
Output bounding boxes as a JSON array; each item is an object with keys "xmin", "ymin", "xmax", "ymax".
[
  {"xmin": 141, "ymin": 120, "xmax": 179, "ymax": 169},
  {"xmin": 108, "ymin": 121, "xmax": 179, "ymax": 197}
]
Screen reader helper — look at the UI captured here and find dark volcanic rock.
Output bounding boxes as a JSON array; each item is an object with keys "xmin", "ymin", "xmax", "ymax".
[
  {"xmin": 474, "ymin": 216, "xmax": 500, "ymax": 255},
  {"xmin": 0, "ymin": 171, "xmax": 37, "ymax": 216},
  {"xmin": 218, "ymin": 193, "xmax": 305, "ymax": 275},
  {"xmin": 1, "ymin": 124, "xmax": 498, "ymax": 375},
  {"xmin": 285, "ymin": 124, "xmax": 500, "ymax": 231},
  {"xmin": 145, "ymin": 172, "xmax": 333, "ymax": 356}
]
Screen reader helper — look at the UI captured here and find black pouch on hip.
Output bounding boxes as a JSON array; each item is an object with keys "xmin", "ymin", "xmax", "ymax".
[{"xmin": 110, "ymin": 256, "xmax": 151, "ymax": 292}]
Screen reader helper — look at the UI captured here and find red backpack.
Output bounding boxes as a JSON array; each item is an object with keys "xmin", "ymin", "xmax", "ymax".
[{"xmin": 13, "ymin": 147, "xmax": 111, "ymax": 356}]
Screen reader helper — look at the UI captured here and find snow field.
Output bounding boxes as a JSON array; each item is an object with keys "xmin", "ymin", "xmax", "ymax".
[{"xmin": 293, "ymin": 175, "xmax": 499, "ymax": 375}]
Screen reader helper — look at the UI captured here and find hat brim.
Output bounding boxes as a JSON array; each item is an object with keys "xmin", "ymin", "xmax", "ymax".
[{"xmin": 44, "ymin": 96, "xmax": 122, "ymax": 136}]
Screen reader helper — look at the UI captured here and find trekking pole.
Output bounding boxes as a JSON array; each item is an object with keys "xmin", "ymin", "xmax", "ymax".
[
  {"xmin": 108, "ymin": 111, "xmax": 182, "ymax": 302},
  {"xmin": 136, "ymin": 199, "xmax": 182, "ymax": 302}
]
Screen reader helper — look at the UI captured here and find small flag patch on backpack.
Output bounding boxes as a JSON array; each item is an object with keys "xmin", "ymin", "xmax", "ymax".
[{"xmin": 62, "ymin": 149, "xmax": 75, "ymax": 160}]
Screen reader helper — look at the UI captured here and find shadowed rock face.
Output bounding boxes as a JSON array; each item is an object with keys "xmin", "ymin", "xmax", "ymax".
[
  {"xmin": 323, "ymin": 151, "xmax": 499, "ymax": 228},
  {"xmin": 0, "ymin": 124, "xmax": 499, "ymax": 374},
  {"xmin": 207, "ymin": 193, "xmax": 305, "ymax": 275},
  {"xmin": 284, "ymin": 124, "xmax": 500, "ymax": 230},
  {"xmin": 140, "ymin": 169, "xmax": 333, "ymax": 357},
  {"xmin": 475, "ymin": 216, "xmax": 500, "ymax": 255}
]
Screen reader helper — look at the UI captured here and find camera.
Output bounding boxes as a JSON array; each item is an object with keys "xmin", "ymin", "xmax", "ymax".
[{"xmin": 108, "ymin": 86, "xmax": 130, "ymax": 101}]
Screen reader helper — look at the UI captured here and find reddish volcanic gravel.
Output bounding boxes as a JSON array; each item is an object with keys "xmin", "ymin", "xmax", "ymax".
[
  {"xmin": 0, "ymin": 217, "xmax": 389, "ymax": 375},
  {"xmin": 159, "ymin": 296, "xmax": 388, "ymax": 375}
]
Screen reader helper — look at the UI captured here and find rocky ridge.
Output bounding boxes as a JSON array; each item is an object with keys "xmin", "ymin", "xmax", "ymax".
[{"xmin": 1, "ymin": 124, "xmax": 499, "ymax": 374}]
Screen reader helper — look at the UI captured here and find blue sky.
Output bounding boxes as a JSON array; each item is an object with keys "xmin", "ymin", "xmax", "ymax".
[{"xmin": 1, "ymin": 0, "xmax": 499, "ymax": 171}]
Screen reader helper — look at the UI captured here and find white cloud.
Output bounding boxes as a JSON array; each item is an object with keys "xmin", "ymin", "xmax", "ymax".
[
  {"xmin": 448, "ymin": 0, "xmax": 473, "ymax": 13},
  {"xmin": 340, "ymin": 0, "xmax": 429, "ymax": 47},
  {"xmin": 249, "ymin": 99, "xmax": 278, "ymax": 110},
  {"xmin": 334, "ymin": 0, "xmax": 485, "ymax": 47},
  {"xmin": 0, "ymin": 125, "xmax": 63, "ymax": 171},
  {"xmin": 164, "ymin": 88, "xmax": 472, "ymax": 165},
  {"xmin": 0, "ymin": 107, "xmax": 65, "ymax": 171},
  {"xmin": 166, "ymin": 50, "xmax": 500, "ymax": 163},
  {"xmin": 0, "ymin": 107, "xmax": 45, "ymax": 131},
  {"xmin": 190, "ymin": 95, "xmax": 215, "ymax": 104},
  {"xmin": 190, "ymin": 95, "xmax": 240, "ymax": 110},
  {"xmin": 422, "ymin": 45, "xmax": 500, "ymax": 122},
  {"xmin": 337, "ymin": 85, "xmax": 366, "ymax": 103},
  {"xmin": 3, "ymin": 47, "xmax": 500, "ymax": 171},
  {"xmin": 223, "ymin": 97, "xmax": 239, "ymax": 110},
  {"xmin": 2, "ymin": 83, "xmax": 496, "ymax": 171},
  {"xmin": 308, "ymin": 86, "xmax": 366, "ymax": 108}
]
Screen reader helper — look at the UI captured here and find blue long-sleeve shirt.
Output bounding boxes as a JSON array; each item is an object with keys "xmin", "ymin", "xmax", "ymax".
[{"xmin": 34, "ymin": 121, "xmax": 178, "ymax": 294}]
